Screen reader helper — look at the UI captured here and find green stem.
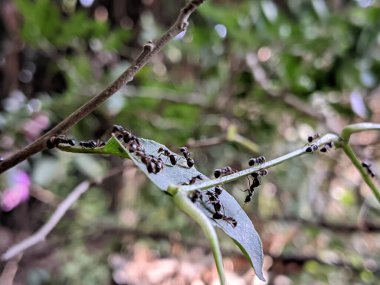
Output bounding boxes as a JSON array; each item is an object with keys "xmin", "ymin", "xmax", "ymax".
[
  {"xmin": 57, "ymin": 136, "xmax": 130, "ymax": 159},
  {"xmin": 58, "ymin": 145, "xmax": 110, "ymax": 154},
  {"xmin": 230, "ymin": 134, "xmax": 260, "ymax": 153},
  {"xmin": 227, "ymin": 125, "xmax": 260, "ymax": 153},
  {"xmin": 341, "ymin": 143, "xmax": 380, "ymax": 203},
  {"xmin": 341, "ymin": 122, "xmax": 380, "ymax": 142},
  {"xmin": 172, "ymin": 192, "xmax": 225, "ymax": 285},
  {"xmin": 181, "ymin": 133, "xmax": 340, "ymax": 192}
]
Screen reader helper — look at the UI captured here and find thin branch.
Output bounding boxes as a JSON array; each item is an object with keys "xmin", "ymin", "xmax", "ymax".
[
  {"xmin": 1, "ymin": 181, "xmax": 91, "ymax": 261},
  {"xmin": 245, "ymin": 52, "xmax": 323, "ymax": 120},
  {"xmin": 269, "ymin": 253, "xmax": 380, "ymax": 275},
  {"xmin": 0, "ymin": 255, "xmax": 22, "ymax": 285},
  {"xmin": 341, "ymin": 122, "xmax": 380, "ymax": 142},
  {"xmin": 264, "ymin": 215, "xmax": 380, "ymax": 233},
  {"xmin": 30, "ymin": 184, "xmax": 61, "ymax": 206},
  {"xmin": 0, "ymin": 0, "xmax": 206, "ymax": 174},
  {"xmin": 17, "ymin": 222, "xmax": 380, "ymax": 277},
  {"xmin": 178, "ymin": 133, "xmax": 340, "ymax": 192},
  {"xmin": 1, "ymin": 166, "xmax": 125, "ymax": 261}
]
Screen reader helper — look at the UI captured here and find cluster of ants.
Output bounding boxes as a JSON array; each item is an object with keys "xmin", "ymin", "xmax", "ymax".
[
  {"xmin": 158, "ymin": 146, "xmax": 194, "ymax": 168},
  {"xmin": 45, "ymin": 125, "xmax": 195, "ymax": 175},
  {"xmin": 41, "ymin": 129, "xmax": 377, "ymax": 231},
  {"xmin": 112, "ymin": 125, "xmax": 162, "ymax": 174},
  {"xmin": 46, "ymin": 135, "xmax": 105, "ymax": 149},
  {"xmin": 113, "ymin": 125, "xmax": 195, "ymax": 174},
  {"xmin": 188, "ymin": 155, "xmax": 268, "ymax": 228},
  {"xmin": 213, "ymin": 156, "xmax": 267, "ymax": 204},
  {"xmin": 305, "ymin": 133, "xmax": 333, "ymax": 153},
  {"xmin": 190, "ymin": 186, "xmax": 237, "ymax": 228},
  {"xmin": 180, "ymin": 171, "xmax": 238, "ymax": 227},
  {"xmin": 113, "ymin": 125, "xmax": 168, "ymax": 174}
]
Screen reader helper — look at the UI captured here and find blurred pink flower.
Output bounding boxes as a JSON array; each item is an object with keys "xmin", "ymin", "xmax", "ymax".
[
  {"xmin": 1, "ymin": 169, "xmax": 31, "ymax": 212},
  {"xmin": 22, "ymin": 113, "xmax": 50, "ymax": 141}
]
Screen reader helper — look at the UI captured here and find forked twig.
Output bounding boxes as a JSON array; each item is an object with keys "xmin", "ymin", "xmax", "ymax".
[
  {"xmin": 1, "ymin": 181, "xmax": 91, "ymax": 261},
  {"xmin": 1, "ymin": 164, "xmax": 125, "ymax": 261}
]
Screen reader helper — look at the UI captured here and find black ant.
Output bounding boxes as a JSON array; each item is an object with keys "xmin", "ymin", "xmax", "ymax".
[
  {"xmin": 136, "ymin": 151, "xmax": 163, "ymax": 174},
  {"xmin": 180, "ymin": 147, "xmax": 195, "ymax": 168},
  {"xmin": 244, "ymin": 192, "xmax": 253, "ymax": 203},
  {"xmin": 112, "ymin": 125, "xmax": 141, "ymax": 146},
  {"xmin": 243, "ymin": 170, "xmax": 267, "ymax": 203},
  {"xmin": 242, "ymin": 179, "xmax": 257, "ymax": 203},
  {"xmin": 190, "ymin": 190, "xmax": 203, "ymax": 203},
  {"xmin": 47, "ymin": 135, "xmax": 76, "ymax": 149},
  {"xmin": 123, "ymin": 131, "xmax": 139, "ymax": 145},
  {"xmin": 257, "ymin": 169, "xmax": 268, "ymax": 176},
  {"xmin": 222, "ymin": 216, "xmax": 238, "ymax": 228},
  {"xmin": 214, "ymin": 166, "xmax": 237, "ymax": 178},
  {"xmin": 112, "ymin": 124, "xmax": 125, "ymax": 133},
  {"xmin": 362, "ymin": 161, "xmax": 375, "ymax": 178},
  {"xmin": 250, "ymin": 175, "xmax": 261, "ymax": 188},
  {"xmin": 182, "ymin": 174, "xmax": 203, "ymax": 185},
  {"xmin": 127, "ymin": 141, "xmax": 143, "ymax": 153},
  {"xmin": 140, "ymin": 154, "xmax": 152, "ymax": 165},
  {"xmin": 248, "ymin": 156, "xmax": 266, "ymax": 166},
  {"xmin": 154, "ymin": 157, "xmax": 164, "ymax": 172},
  {"xmin": 157, "ymin": 147, "xmax": 177, "ymax": 165},
  {"xmin": 204, "ymin": 191, "xmax": 233, "ymax": 226},
  {"xmin": 212, "ymin": 212, "xmax": 237, "ymax": 228},
  {"xmin": 205, "ymin": 191, "xmax": 223, "ymax": 212},
  {"xmin": 214, "ymin": 186, "xmax": 223, "ymax": 196},
  {"xmin": 146, "ymin": 161, "xmax": 156, "ymax": 174},
  {"xmin": 213, "ymin": 211, "xmax": 223, "ymax": 220},
  {"xmin": 308, "ymin": 133, "xmax": 320, "ymax": 143},
  {"xmin": 79, "ymin": 139, "xmax": 105, "ymax": 148},
  {"xmin": 320, "ymin": 142, "xmax": 333, "ymax": 153},
  {"xmin": 209, "ymin": 197, "xmax": 225, "ymax": 219},
  {"xmin": 305, "ymin": 133, "xmax": 321, "ymax": 153},
  {"xmin": 150, "ymin": 157, "xmax": 164, "ymax": 174},
  {"xmin": 146, "ymin": 158, "xmax": 163, "ymax": 174},
  {"xmin": 112, "ymin": 124, "xmax": 126, "ymax": 140},
  {"xmin": 251, "ymin": 169, "xmax": 267, "ymax": 184},
  {"xmin": 305, "ymin": 144, "xmax": 319, "ymax": 152}
]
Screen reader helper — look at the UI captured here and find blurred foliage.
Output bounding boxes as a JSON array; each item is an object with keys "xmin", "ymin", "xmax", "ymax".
[{"xmin": 1, "ymin": 0, "xmax": 380, "ymax": 284}]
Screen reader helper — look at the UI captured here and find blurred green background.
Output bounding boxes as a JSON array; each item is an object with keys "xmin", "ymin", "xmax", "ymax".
[{"xmin": 1, "ymin": 0, "xmax": 380, "ymax": 284}]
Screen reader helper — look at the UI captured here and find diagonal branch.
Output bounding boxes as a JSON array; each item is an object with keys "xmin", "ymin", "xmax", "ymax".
[
  {"xmin": 0, "ymin": 0, "xmax": 206, "ymax": 174},
  {"xmin": 178, "ymin": 133, "xmax": 340, "ymax": 192},
  {"xmin": 1, "ymin": 166, "xmax": 124, "ymax": 261},
  {"xmin": 1, "ymin": 181, "xmax": 91, "ymax": 261}
]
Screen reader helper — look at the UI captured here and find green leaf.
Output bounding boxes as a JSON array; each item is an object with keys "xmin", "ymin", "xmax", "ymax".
[
  {"xmin": 57, "ymin": 136, "xmax": 129, "ymax": 159},
  {"xmin": 114, "ymin": 136, "xmax": 265, "ymax": 281}
]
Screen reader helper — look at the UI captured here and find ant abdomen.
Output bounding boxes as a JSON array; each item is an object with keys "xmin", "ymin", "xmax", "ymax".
[
  {"xmin": 248, "ymin": 156, "xmax": 266, "ymax": 166},
  {"xmin": 214, "ymin": 166, "xmax": 237, "ymax": 178}
]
